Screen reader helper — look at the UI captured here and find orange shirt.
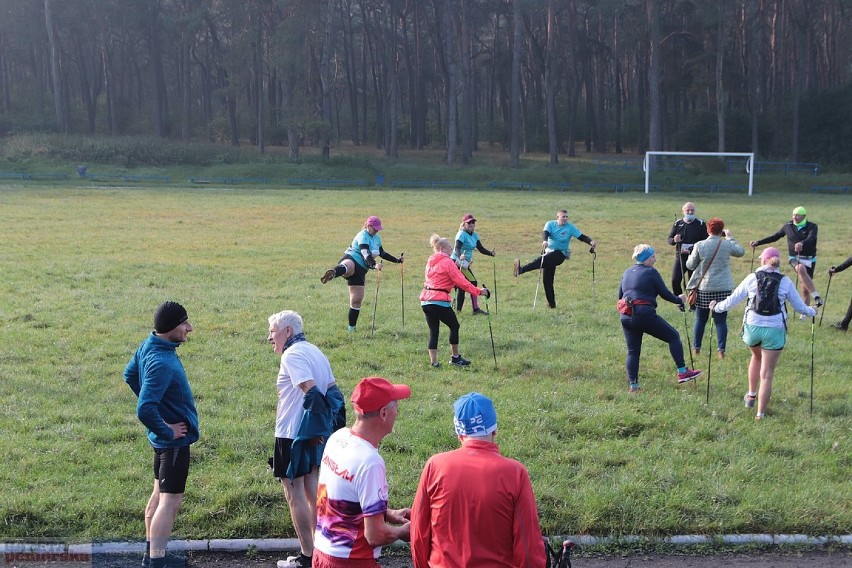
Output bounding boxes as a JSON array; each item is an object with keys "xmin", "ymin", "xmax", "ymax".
[{"xmin": 411, "ymin": 439, "xmax": 546, "ymax": 568}]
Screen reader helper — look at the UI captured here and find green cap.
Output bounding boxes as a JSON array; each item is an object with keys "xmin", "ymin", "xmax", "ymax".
[{"xmin": 793, "ymin": 206, "xmax": 807, "ymax": 216}]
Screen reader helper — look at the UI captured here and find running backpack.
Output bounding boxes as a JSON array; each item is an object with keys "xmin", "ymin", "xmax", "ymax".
[{"xmin": 751, "ymin": 271, "xmax": 783, "ymax": 316}]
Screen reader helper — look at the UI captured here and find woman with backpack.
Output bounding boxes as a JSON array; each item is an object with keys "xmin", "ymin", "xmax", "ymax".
[
  {"xmin": 709, "ymin": 247, "xmax": 817, "ymax": 420},
  {"xmin": 685, "ymin": 217, "xmax": 745, "ymax": 359}
]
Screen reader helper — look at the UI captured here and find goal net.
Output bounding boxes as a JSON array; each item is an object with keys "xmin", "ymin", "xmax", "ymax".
[{"xmin": 643, "ymin": 151, "xmax": 755, "ymax": 196}]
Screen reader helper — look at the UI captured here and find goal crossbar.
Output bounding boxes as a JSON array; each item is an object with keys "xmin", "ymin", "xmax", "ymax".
[{"xmin": 643, "ymin": 151, "xmax": 755, "ymax": 196}]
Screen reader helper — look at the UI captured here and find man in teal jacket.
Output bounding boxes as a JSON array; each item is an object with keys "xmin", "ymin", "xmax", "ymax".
[{"xmin": 124, "ymin": 301, "xmax": 198, "ymax": 568}]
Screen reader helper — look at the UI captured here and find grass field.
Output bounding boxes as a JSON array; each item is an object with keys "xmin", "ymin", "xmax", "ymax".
[{"xmin": 0, "ymin": 182, "xmax": 849, "ymax": 543}]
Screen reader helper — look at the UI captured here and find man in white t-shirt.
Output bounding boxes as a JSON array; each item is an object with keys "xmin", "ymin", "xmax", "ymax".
[
  {"xmin": 313, "ymin": 377, "xmax": 411, "ymax": 568},
  {"xmin": 268, "ymin": 310, "xmax": 346, "ymax": 568}
]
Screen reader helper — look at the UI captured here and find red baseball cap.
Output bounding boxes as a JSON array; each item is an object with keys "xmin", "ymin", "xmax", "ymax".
[
  {"xmin": 351, "ymin": 377, "xmax": 411, "ymax": 413},
  {"xmin": 461, "ymin": 214, "xmax": 476, "ymax": 223}
]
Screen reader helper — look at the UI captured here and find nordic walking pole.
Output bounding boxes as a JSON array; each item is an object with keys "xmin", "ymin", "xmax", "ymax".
[
  {"xmin": 590, "ymin": 248, "xmax": 597, "ymax": 310},
  {"xmin": 370, "ymin": 263, "xmax": 382, "ymax": 338},
  {"xmin": 706, "ymin": 316, "xmax": 715, "ymax": 404},
  {"xmin": 749, "ymin": 246, "xmax": 756, "ymax": 272},
  {"xmin": 819, "ymin": 271, "xmax": 832, "ymax": 327},
  {"xmin": 483, "ymin": 286, "xmax": 497, "ymax": 369},
  {"xmin": 399, "ymin": 253, "xmax": 405, "ymax": 327},
  {"xmin": 795, "ymin": 254, "xmax": 800, "ymax": 290},
  {"xmin": 492, "ymin": 253, "xmax": 498, "ymax": 315},
  {"xmin": 677, "ymin": 243, "xmax": 695, "ymax": 370},
  {"xmin": 533, "ymin": 248, "xmax": 545, "ymax": 309},
  {"xmin": 810, "ymin": 314, "xmax": 815, "ymax": 415},
  {"xmin": 677, "ymin": 301, "xmax": 695, "ymax": 370}
]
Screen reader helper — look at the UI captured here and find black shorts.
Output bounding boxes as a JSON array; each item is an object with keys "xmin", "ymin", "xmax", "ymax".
[
  {"xmin": 153, "ymin": 446, "xmax": 191, "ymax": 494},
  {"xmin": 340, "ymin": 254, "xmax": 368, "ymax": 286},
  {"xmin": 272, "ymin": 437, "xmax": 296, "ymax": 479},
  {"xmin": 788, "ymin": 257, "xmax": 815, "ymax": 278}
]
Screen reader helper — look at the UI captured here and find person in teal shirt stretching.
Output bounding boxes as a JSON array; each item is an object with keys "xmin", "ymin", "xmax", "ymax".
[
  {"xmin": 450, "ymin": 213, "xmax": 495, "ymax": 315},
  {"xmin": 514, "ymin": 209, "xmax": 596, "ymax": 309}
]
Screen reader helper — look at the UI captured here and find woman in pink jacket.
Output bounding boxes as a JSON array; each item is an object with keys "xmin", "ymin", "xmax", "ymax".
[{"xmin": 420, "ymin": 234, "xmax": 489, "ymax": 368}]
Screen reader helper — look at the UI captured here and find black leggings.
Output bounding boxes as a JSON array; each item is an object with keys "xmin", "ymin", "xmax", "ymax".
[
  {"xmin": 520, "ymin": 251, "xmax": 566, "ymax": 308},
  {"xmin": 422, "ymin": 304, "xmax": 460, "ymax": 349}
]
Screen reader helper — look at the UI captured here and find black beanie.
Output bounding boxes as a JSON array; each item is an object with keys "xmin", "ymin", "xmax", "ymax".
[{"xmin": 154, "ymin": 301, "xmax": 188, "ymax": 333}]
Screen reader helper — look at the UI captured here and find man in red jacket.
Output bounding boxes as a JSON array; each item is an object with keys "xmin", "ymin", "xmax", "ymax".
[{"xmin": 410, "ymin": 392, "xmax": 546, "ymax": 568}]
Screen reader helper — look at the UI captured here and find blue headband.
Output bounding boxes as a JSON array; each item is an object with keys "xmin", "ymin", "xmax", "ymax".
[{"xmin": 635, "ymin": 247, "xmax": 655, "ymax": 263}]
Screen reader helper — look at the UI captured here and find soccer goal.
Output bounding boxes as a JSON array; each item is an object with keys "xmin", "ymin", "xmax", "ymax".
[{"xmin": 643, "ymin": 151, "xmax": 755, "ymax": 196}]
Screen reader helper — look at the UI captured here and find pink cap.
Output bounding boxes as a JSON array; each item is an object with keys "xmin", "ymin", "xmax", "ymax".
[
  {"xmin": 461, "ymin": 213, "xmax": 476, "ymax": 224},
  {"xmin": 366, "ymin": 216, "xmax": 383, "ymax": 230},
  {"xmin": 759, "ymin": 247, "xmax": 780, "ymax": 261}
]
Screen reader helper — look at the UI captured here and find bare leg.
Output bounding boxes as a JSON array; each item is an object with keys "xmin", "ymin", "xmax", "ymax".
[
  {"xmin": 144, "ymin": 480, "xmax": 160, "ymax": 542},
  {"xmin": 428, "ymin": 349, "xmax": 439, "ymax": 365},
  {"xmin": 756, "ymin": 349, "xmax": 783, "ymax": 416},
  {"xmin": 747, "ymin": 345, "xmax": 762, "ymax": 395},
  {"xmin": 280, "ymin": 468, "xmax": 319, "ymax": 557},
  {"xmin": 149, "ymin": 493, "xmax": 184, "ymax": 558},
  {"xmin": 795, "ymin": 264, "xmax": 815, "ymax": 305},
  {"xmin": 450, "ymin": 344, "xmax": 460, "ymax": 357}
]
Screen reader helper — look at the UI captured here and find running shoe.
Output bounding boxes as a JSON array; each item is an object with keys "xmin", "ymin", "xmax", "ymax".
[
  {"xmin": 472, "ymin": 308, "xmax": 489, "ymax": 315},
  {"xmin": 676, "ymin": 369, "xmax": 702, "ymax": 383},
  {"xmin": 628, "ymin": 382, "xmax": 641, "ymax": 393},
  {"xmin": 321, "ymin": 269, "xmax": 335, "ymax": 284},
  {"xmin": 277, "ymin": 554, "xmax": 311, "ymax": 568},
  {"xmin": 743, "ymin": 393, "xmax": 756, "ymax": 408},
  {"xmin": 450, "ymin": 355, "xmax": 471, "ymax": 367}
]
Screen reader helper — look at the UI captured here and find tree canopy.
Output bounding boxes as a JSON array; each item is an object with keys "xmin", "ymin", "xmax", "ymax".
[{"xmin": 1, "ymin": 0, "xmax": 849, "ymax": 164}]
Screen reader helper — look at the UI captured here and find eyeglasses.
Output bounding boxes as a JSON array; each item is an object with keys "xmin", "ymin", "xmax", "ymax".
[{"xmin": 467, "ymin": 221, "xmax": 476, "ymax": 225}]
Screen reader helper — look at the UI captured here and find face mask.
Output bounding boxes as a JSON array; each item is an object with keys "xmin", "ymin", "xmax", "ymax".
[
  {"xmin": 684, "ymin": 214, "xmax": 695, "ymax": 222},
  {"xmin": 794, "ymin": 218, "xmax": 807, "ymax": 230}
]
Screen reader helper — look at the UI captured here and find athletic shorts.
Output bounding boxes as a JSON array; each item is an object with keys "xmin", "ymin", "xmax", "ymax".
[
  {"xmin": 313, "ymin": 550, "xmax": 379, "ymax": 568},
  {"xmin": 742, "ymin": 323, "xmax": 786, "ymax": 351},
  {"xmin": 153, "ymin": 446, "xmax": 190, "ymax": 494},
  {"xmin": 788, "ymin": 256, "xmax": 815, "ymax": 278},
  {"xmin": 340, "ymin": 254, "xmax": 368, "ymax": 286},
  {"xmin": 272, "ymin": 437, "xmax": 295, "ymax": 479}
]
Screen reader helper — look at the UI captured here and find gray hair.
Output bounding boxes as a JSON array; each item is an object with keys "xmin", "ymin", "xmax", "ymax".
[{"xmin": 268, "ymin": 310, "xmax": 303, "ymax": 335}]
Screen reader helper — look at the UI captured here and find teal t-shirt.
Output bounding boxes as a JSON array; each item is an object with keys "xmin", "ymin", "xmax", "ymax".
[
  {"xmin": 450, "ymin": 229, "xmax": 480, "ymax": 262},
  {"xmin": 345, "ymin": 229, "xmax": 382, "ymax": 269},
  {"xmin": 544, "ymin": 220, "xmax": 581, "ymax": 254}
]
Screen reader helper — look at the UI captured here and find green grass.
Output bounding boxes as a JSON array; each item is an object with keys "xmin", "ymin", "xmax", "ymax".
[{"xmin": 0, "ymin": 184, "xmax": 849, "ymax": 543}]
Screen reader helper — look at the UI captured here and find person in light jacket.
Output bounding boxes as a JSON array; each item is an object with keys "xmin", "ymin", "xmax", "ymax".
[
  {"xmin": 421, "ymin": 234, "xmax": 489, "ymax": 367},
  {"xmin": 686, "ymin": 217, "xmax": 745, "ymax": 359},
  {"xmin": 710, "ymin": 247, "xmax": 817, "ymax": 420}
]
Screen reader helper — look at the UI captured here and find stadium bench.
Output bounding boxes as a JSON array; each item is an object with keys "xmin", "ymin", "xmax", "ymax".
[
  {"xmin": 286, "ymin": 178, "xmax": 367, "ymax": 187},
  {"xmin": 189, "ymin": 177, "xmax": 269, "ymax": 184},
  {"xmin": 583, "ymin": 183, "xmax": 657, "ymax": 192},
  {"xmin": 811, "ymin": 185, "xmax": 849, "ymax": 194},
  {"xmin": 726, "ymin": 160, "xmax": 820, "ymax": 175},
  {"xmin": 86, "ymin": 173, "xmax": 171, "ymax": 183},
  {"xmin": 676, "ymin": 184, "xmax": 748, "ymax": 193},
  {"xmin": 390, "ymin": 180, "xmax": 469, "ymax": 189}
]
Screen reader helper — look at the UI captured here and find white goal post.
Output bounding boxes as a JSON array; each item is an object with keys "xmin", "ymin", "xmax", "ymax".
[{"xmin": 643, "ymin": 151, "xmax": 755, "ymax": 196}]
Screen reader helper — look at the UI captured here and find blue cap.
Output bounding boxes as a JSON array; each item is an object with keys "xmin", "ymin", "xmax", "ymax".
[{"xmin": 453, "ymin": 392, "xmax": 498, "ymax": 436}]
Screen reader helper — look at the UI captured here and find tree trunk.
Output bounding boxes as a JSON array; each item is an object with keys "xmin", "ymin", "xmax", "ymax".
[
  {"xmin": 341, "ymin": 1, "xmax": 360, "ymax": 145},
  {"xmin": 509, "ymin": 0, "xmax": 522, "ymax": 167},
  {"xmin": 320, "ymin": 0, "xmax": 335, "ymax": 158},
  {"xmin": 43, "ymin": 0, "xmax": 66, "ymax": 132},
  {"xmin": 442, "ymin": 0, "xmax": 458, "ymax": 165},
  {"xmin": 144, "ymin": 1, "xmax": 168, "ymax": 137},
  {"xmin": 545, "ymin": 0, "xmax": 558, "ymax": 164},
  {"xmin": 746, "ymin": 0, "xmax": 759, "ymax": 156},
  {"xmin": 647, "ymin": 0, "xmax": 661, "ymax": 151},
  {"xmin": 459, "ymin": 0, "xmax": 473, "ymax": 164},
  {"xmin": 716, "ymin": 0, "xmax": 725, "ymax": 153}
]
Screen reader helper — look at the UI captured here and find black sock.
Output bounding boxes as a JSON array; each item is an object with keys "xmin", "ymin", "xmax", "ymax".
[
  {"xmin": 348, "ymin": 307, "xmax": 360, "ymax": 327},
  {"xmin": 334, "ymin": 264, "xmax": 347, "ymax": 278}
]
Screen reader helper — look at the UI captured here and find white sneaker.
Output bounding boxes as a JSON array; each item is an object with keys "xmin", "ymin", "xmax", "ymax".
[{"xmin": 277, "ymin": 555, "xmax": 310, "ymax": 568}]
